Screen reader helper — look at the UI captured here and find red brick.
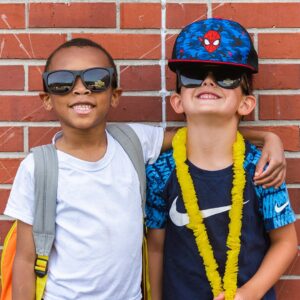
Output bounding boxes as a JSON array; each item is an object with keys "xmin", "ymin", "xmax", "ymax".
[
  {"xmin": 107, "ymin": 96, "xmax": 162, "ymax": 122},
  {"xmin": 121, "ymin": 3, "xmax": 161, "ymax": 29},
  {"xmin": 120, "ymin": 65, "xmax": 161, "ymax": 91},
  {"xmin": 166, "ymin": 34, "xmax": 179, "ymax": 61},
  {"xmin": 288, "ymin": 189, "xmax": 300, "ymax": 214},
  {"xmin": 29, "ymin": 3, "xmax": 116, "ymax": 28},
  {"xmin": 259, "ymin": 34, "xmax": 300, "ymax": 59},
  {"xmin": 212, "ymin": 3, "xmax": 300, "ymax": 28},
  {"xmin": 72, "ymin": 34, "xmax": 161, "ymax": 59},
  {"xmin": 254, "ymin": 64, "xmax": 300, "ymax": 90},
  {"xmin": 0, "ymin": 159, "xmax": 22, "ymax": 184},
  {"xmin": 0, "ymin": 189, "xmax": 10, "ymax": 214},
  {"xmin": 166, "ymin": 65, "xmax": 176, "ymax": 92},
  {"xmin": 242, "ymin": 126, "xmax": 300, "ymax": 152},
  {"xmin": 286, "ymin": 159, "xmax": 300, "ymax": 184},
  {"xmin": 28, "ymin": 65, "xmax": 44, "ymax": 91},
  {"xmin": 166, "ymin": 4, "xmax": 207, "ymax": 29},
  {"xmin": 285, "ymin": 249, "xmax": 300, "ymax": 276},
  {"xmin": 276, "ymin": 278, "xmax": 300, "ymax": 300},
  {"xmin": 0, "ymin": 66, "xmax": 24, "ymax": 91},
  {"xmin": 0, "ymin": 96, "xmax": 57, "ymax": 122},
  {"xmin": 0, "ymin": 127, "xmax": 23, "ymax": 152},
  {"xmin": 259, "ymin": 95, "xmax": 300, "ymax": 120},
  {"xmin": 0, "ymin": 4, "xmax": 25, "ymax": 29},
  {"xmin": 0, "ymin": 34, "xmax": 66, "ymax": 59},
  {"xmin": 29, "ymin": 127, "xmax": 60, "ymax": 148},
  {"xmin": 0, "ymin": 220, "xmax": 14, "ymax": 246}
]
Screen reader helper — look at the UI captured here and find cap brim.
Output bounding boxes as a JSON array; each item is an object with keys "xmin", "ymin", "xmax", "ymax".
[{"xmin": 168, "ymin": 59, "xmax": 258, "ymax": 74}]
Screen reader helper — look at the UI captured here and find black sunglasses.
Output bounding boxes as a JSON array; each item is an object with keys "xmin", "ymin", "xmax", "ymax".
[
  {"xmin": 43, "ymin": 67, "xmax": 115, "ymax": 95},
  {"xmin": 177, "ymin": 69, "xmax": 244, "ymax": 90}
]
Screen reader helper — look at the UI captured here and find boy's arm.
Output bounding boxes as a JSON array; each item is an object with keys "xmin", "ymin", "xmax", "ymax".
[
  {"xmin": 147, "ymin": 229, "xmax": 166, "ymax": 300},
  {"xmin": 13, "ymin": 221, "xmax": 36, "ymax": 300},
  {"xmin": 214, "ymin": 224, "xmax": 297, "ymax": 300},
  {"xmin": 239, "ymin": 128, "xmax": 285, "ymax": 188},
  {"xmin": 234, "ymin": 223, "xmax": 297, "ymax": 300}
]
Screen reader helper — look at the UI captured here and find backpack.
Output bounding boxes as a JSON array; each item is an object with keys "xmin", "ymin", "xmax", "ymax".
[{"xmin": 0, "ymin": 124, "xmax": 151, "ymax": 300}]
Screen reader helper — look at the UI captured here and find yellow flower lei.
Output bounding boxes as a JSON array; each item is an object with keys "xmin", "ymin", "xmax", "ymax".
[{"xmin": 172, "ymin": 127, "xmax": 246, "ymax": 300}]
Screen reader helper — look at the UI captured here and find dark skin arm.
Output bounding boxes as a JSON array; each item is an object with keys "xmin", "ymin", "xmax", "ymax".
[
  {"xmin": 12, "ymin": 221, "xmax": 36, "ymax": 300},
  {"xmin": 161, "ymin": 128, "xmax": 285, "ymax": 188}
]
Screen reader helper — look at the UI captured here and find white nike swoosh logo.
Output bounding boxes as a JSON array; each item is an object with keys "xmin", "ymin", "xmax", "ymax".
[
  {"xmin": 169, "ymin": 196, "xmax": 250, "ymax": 227},
  {"xmin": 275, "ymin": 201, "xmax": 289, "ymax": 213}
]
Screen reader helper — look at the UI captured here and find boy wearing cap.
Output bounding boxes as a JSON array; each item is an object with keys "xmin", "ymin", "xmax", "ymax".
[{"xmin": 145, "ymin": 18, "xmax": 297, "ymax": 300}]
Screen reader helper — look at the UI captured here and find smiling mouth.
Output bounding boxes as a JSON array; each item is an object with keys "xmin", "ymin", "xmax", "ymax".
[
  {"xmin": 71, "ymin": 104, "xmax": 95, "ymax": 114},
  {"xmin": 197, "ymin": 93, "xmax": 220, "ymax": 100}
]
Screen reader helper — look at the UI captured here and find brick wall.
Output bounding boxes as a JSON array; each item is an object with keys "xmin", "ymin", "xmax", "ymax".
[{"xmin": 0, "ymin": 1, "xmax": 299, "ymax": 298}]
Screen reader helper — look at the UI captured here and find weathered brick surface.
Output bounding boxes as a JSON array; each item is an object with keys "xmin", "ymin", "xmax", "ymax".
[
  {"xmin": 259, "ymin": 95, "xmax": 300, "ymax": 120},
  {"xmin": 29, "ymin": 3, "xmax": 116, "ymax": 28},
  {"xmin": 254, "ymin": 64, "xmax": 300, "ymax": 90},
  {"xmin": 29, "ymin": 127, "xmax": 60, "ymax": 148},
  {"xmin": 0, "ymin": 66, "xmax": 24, "ymax": 91},
  {"xmin": 0, "ymin": 159, "xmax": 22, "ymax": 184},
  {"xmin": 72, "ymin": 34, "xmax": 161, "ymax": 59},
  {"xmin": 0, "ymin": 4, "xmax": 25, "ymax": 29},
  {"xmin": 0, "ymin": 96, "xmax": 56, "ymax": 122},
  {"xmin": 212, "ymin": 3, "xmax": 300, "ymax": 28},
  {"xmin": 120, "ymin": 65, "xmax": 161, "ymax": 91},
  {"xmin": 259, "ymin": 34, "xmax": 300, "ymax": 59},
  {"xmin": 120, "ymin": 3, "xmax": 161, "ymax": 29},
  {"xmin": 0, "ymin": 127, "xmax": 23, "ymax": 152},
  {"xmin": 0, "ymin": 34, "xmax": 66, "ymax": 59},
  {"xmin": 107, "ymin": 96, "xmax": 162, "ymax": 122},
  {"xmin": 0, "ymin": 189, "xmax": 10, "ymax": 214},
  {"xmin": 166, "ymin": 4, "xmax": 207, "ymax": 29}
]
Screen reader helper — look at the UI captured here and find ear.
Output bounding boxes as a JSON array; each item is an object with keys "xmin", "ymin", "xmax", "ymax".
[
  {"xmin": 110, "ymin": 88, "xmax": 122, "ymax": 108},
  {"xmin": 39, "ymin": 92, "xmax": 53, "ymax": 111},
  {"xmin": 238, "ymin": 95, "xmax": 256, "ymax": 116},
  {"xmin": 170, "ymin": 92, "xmax": 185, "ymax": 114}
]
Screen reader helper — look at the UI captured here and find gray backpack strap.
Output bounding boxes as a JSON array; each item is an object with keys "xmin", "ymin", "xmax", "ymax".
[
  {"xmin": 31, "ymin": 144, "xmax": 58, "ymax": 257},
  {"xmin": 106, "ymin": 124, "xmax": 146, "ymax": 215}
]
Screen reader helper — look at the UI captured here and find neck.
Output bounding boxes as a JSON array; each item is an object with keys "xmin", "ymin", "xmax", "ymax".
[
  {"xmin": 55, "ymin": 124, "xmax": 108, "ymax": 161},
  {"xmin": 186, "ymin": 118, "xmax": 239, "ymax": 170}
]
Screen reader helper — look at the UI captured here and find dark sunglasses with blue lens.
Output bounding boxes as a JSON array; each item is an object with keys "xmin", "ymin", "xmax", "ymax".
[
  {"xmin": 177, "ymin": 68, "xmax": 246, "ymax": 91},
  {"xmin": 43, "ymin": 67, "xmax": 115, "ymax": 95}
]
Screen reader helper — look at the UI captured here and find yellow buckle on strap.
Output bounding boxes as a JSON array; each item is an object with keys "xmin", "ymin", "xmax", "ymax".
[{"xmin": 34, "ymin": 255, "xmax": 49, "ymax": 278}]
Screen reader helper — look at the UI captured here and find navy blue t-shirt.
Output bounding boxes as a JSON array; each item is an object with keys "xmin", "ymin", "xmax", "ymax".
[{"xmin": 146, "ymin": 143, "xmax": 295, "ymax": 300}]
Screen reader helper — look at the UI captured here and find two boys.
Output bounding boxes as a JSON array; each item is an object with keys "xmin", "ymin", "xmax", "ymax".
[
  {"xmin": 3, "ymin": 20, "xmax": 292, "ymax": 300},
  {"xmin": 146, "ymin": 18, "xmax": 297, "ymax": 300}
]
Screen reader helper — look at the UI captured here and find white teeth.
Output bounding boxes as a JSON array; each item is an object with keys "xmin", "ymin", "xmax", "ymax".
[
  {"xmin": 198, "ymin": 94, "xmax": 218, "ymax": 100},
  {"xmin": 72, "ymin": 104, "xmax": 93, "ymax": 114}
]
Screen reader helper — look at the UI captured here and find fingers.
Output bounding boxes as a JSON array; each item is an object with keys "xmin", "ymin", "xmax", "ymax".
[{"xmin": 254, "ymin": 159, "xmax": 286, "ymax": 188}]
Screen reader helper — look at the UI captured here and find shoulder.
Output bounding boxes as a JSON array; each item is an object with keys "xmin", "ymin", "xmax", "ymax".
[
  {"xmin": 146, "ymin": 150, "xmax": 175, "ymax": 186},
  {"xmin": 127, "ymin": 123, "xmax": 164, "ymax": 137}
]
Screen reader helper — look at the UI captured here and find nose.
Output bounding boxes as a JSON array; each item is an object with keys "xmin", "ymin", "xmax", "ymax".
[
  {"xmin": 201, "ymin": 72, "xmax": 216, "ymax": 87},
  {"xmin": 72, "ymin": 77, "xmax": 91, "ymax": 95}
]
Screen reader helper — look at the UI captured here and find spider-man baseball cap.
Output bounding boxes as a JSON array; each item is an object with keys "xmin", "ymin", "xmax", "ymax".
[{"xmin": 168, "ymin": 18, "xmax": 258, "ymax": 74}]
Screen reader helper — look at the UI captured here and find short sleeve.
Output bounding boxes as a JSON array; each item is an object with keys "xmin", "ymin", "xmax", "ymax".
[
  {"xmin": 255, "ymin": 183, "xmax": 296, "ymax": 231},
  {"xmin": 145, "ymin": 151, "xmax": 174, "ymax": 229},
  {"xmin": 244, "ymin": 143, "xmax": 296, "ymax": 231},
  {"xmin": 4, "ymin": 154, "xmax": 35, "ymax": 225},
  {"xmin": 128, "ymin": 123, "xmax": 164, "ymax": 164}
]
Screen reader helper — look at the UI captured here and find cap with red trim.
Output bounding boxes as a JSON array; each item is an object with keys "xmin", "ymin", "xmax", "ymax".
[{"xmin": 168, "ymin": 18, "xmax": 258, "ymax": 74}]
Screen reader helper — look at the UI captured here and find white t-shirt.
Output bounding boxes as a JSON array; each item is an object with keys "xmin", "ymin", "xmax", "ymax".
[{"xmin": 5, "ymin": 124, "xmax": 164, "ymax": 300}]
